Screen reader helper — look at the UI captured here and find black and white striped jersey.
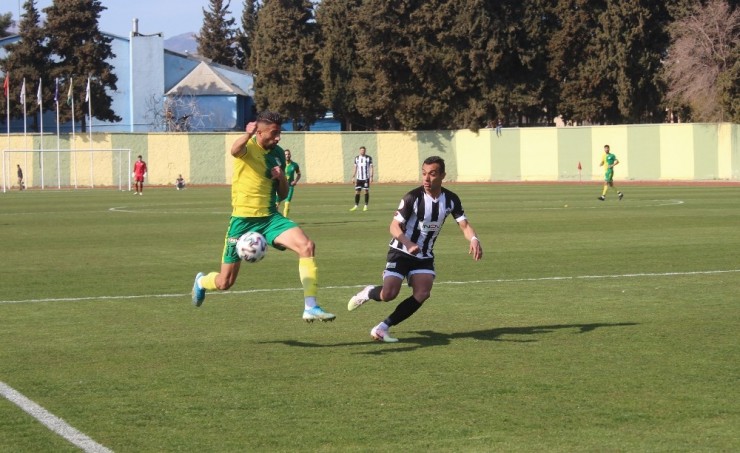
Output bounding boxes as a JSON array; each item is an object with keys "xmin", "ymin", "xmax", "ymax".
[
  {"xmin": 389, "ymin": 186, "xmax": 466, "ymax": 259},
  {"xmin": 354, "ymin": 155, "xmax": 373, "ymax": 180}
]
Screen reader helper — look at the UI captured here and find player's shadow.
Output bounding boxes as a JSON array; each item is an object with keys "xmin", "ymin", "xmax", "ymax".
[{"xmin": 261, "ymin": 322, "xmax": 638, "ymax": 355}]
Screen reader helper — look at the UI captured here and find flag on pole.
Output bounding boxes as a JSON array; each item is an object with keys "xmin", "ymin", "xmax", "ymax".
[
  {"xmin": 2, "ymin": 75, "xmax": 8, "ymax": 97},
  {"xmin": 54, "ymin": 78, "xmax": 59, "ymax": 104},
  {"xmin": 577, "ymin": 161, "xmax": 582, "ymax": 170},
  {"xmin": 37, "ymin": 79, "xmax": 42, "ymax": 105},
  {"xmin": 66, "ymin": 79, "xmax": 73, "ymax": 106},
  {"xmin": 84, "ymin": 77, "xmax": 90, "ymax": 102},
  {"xmin": 19, "ymin": 78, "xmax": 26, "ymax": 105}
]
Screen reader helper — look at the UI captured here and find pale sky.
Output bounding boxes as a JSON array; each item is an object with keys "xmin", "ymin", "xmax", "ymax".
[{"xmin": 4, "ymin": 0, "xmax": 245, "ymax": 39}]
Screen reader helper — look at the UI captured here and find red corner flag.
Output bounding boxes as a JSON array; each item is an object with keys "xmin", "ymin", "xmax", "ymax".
[
  {"xmin": 577, "ymin": 161, "xmax": 582, "ymax": 170},
  {"xmin": 2, "ymin": 75, "xmax": 8, "ymax": 98}
]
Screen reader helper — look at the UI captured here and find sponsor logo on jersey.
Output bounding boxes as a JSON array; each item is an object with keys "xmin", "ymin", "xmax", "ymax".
[
  {"xmin": 419, "ymin": 221, "xmax": 441, "ymax": 232},
  {"xmin": 228, "ymin": 237, "xmax": 239, "ymax": 244},
  {"xmin": 385, "ymin": 262, "xmax": 397, "ymax": 269}
]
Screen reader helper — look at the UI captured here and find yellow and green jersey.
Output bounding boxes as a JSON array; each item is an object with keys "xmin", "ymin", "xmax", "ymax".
[
  {"xmin": 231, "ymin": 136, "xmax": 286, "ymax": 217},
  {"xmin": 602, "ymin": 153, "xmax": 618, "ymax": 171},
  {"xmin": 286, "ymin": 161, "xmax": 300, "ymax": 184}
]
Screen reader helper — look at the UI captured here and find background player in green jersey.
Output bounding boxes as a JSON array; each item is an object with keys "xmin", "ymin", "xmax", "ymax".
[
  {"xmin": 277, "ymin": 149, "xmax": 301, "ymax": 217},
  {"xmin": 598, "ymin": 145, "xmax": 624, "ymax": 201},
  {"xmin": 192, "ymin": 111, "xmax": 334, "ymax": 322}
]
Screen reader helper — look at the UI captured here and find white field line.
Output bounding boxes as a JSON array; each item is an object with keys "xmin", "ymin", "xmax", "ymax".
[
  {"xmin": 1, "ymin": 269, "xmax": 737, "ymax": 305},
  {"xmin": 0, "ymin": 381, "xmax": 113, "ymax": 453}
]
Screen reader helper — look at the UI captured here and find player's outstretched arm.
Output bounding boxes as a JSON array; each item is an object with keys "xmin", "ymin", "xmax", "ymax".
[{"xmin": 459, "ymin": 220, "xmax": 483, "ymax": 261}]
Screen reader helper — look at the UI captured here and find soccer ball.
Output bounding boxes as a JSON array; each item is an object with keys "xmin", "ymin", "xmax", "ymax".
[{"xmin": 236, "ymin": 232, "xmax": 268, "ymax": 263}]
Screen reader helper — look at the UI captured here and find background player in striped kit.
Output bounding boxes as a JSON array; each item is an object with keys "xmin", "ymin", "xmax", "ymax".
[
  {"xmin": 349, "ymin": 146, "xmax": 373, "ymax": 211},
  {"xmin": 347, "ymin": 156, "xmax": 483, "ymax": 342}
]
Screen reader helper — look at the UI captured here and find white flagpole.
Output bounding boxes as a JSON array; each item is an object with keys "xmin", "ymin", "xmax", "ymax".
[
  {"xmin": 55, "ymin": 77, "xmax": 61, "ymax": 188},
  {"xmin": 4, "ymin": 74, "xmax": 9, "ymax": 150},
  {"xmin": 86, "ymin": 77, "xmax": 93, "ymax": 188},
  {"xmin": 21, "ymin": 77, "xmax": 27, "ymax": 149},
  {"xmin": 21, "ymin": 78, "xmax": 27, "ymax": 186},
  {"xmin": 68, "ymin": 78, "xmax": 77, "ymax": 189},
  {"xmin": 37, "ymin": 78, "xmax": 44, "ymax": 189},
  {"xmin": 3, "ymin": 74, "xmax": 7, "ymax": 192}
]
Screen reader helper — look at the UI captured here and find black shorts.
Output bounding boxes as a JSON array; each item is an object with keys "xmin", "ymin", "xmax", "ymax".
[
  {"xmin": 383, "ymin": 248, "xmax": 435, "ymax": 283},
  {"xmin": 355, "ymin": 179, "xmax": 370, "ymax": 190}
]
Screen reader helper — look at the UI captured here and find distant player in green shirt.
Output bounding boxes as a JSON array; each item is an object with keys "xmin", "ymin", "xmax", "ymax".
[
  {"xmin": 598, "ymin": 145, "xmax": 624, "ymax": 201},
  {"xmin": 277, "ymin": 149, "xmax": 301, "ymax": 217}
]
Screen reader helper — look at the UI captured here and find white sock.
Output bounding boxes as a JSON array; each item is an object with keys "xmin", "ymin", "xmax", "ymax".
[
  {"xmin": 375, "ymin": 322, "xmax": 389, "ymax": 331},
  {"xmin": 304, "ymin": 296, "xmax": 317, "ymax": 310}
]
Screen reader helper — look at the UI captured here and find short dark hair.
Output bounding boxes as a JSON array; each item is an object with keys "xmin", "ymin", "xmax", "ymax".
[
  {"xmin": 423, "ymin": 155, "xmax": 445, "ymax": 174},
  {"xmin": 256, "ymin": 110, "xmax": 283, "ymax": 125}
]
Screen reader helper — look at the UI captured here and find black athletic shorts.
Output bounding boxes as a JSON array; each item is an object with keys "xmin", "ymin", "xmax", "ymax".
[{"xmin": 383, "ymin": 248, "xmax": 435, "ymax": 282}]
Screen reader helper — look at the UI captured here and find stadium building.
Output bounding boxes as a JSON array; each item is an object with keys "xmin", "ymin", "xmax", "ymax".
[{"xmin": 0, "ymin": 19, "xmax": 256, "ymax": 133}]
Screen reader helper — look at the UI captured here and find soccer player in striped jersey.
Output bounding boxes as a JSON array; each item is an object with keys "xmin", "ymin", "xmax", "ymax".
[
  {"xmin": 347, "ymin": 156, "xmax": 483, "ymax": 342},
  {"xmin": 191, "ymin": 111, "xmax": 335, "ymax": 322},
  {"xmin": 349, "ymin": 146, "xmax": 373, "ymax": 211}
]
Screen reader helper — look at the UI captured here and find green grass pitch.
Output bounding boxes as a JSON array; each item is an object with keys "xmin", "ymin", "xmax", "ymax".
[{"xmin": 0, "ymin": 183, "xmax": 738, "ymax": 452}]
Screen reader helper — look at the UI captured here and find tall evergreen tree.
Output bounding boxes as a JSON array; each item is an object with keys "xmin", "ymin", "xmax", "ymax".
[
  {"xmin": 0, "ymin": 12, "xmax": 12, "ymax": 38},
  {"xmin": 197, "ymin": 0, "xmax": 238, "ymax": 66},
  {"xmin": 402, "ymin": 0, "xmax": 493, "ymax": 130},
  {"xmin": 0, "ymin": 0, "xmax": 53, "ymax": 127},
  {"xmin": 600, "ymin": 0, "xmax": 670, "ymax": 123},
  {"xmin": 485, "ymin": 0, "xmax": 559, "ymax": 127},
  {"xmin": 549, "ymin": 0, "xmax": 672, "ymax": 124},
  {"xmin": 349, "ymin": 0, "xmax": 423, "ymax": 130},
  {"xmin": 250, "ymin": 0, "xmax": 324, "ymax": 130},
  {"xmin": 316, "ymin": 0, "xmax": 365, "ymax": 130},
  {"xmin": 235, "ymin": 0, "xmax": 258, "ymax": 70},
  {"xmin": 44, "ymin": 0, "xmax": 120, "ymax": 127},
  {"xmin": 548, "ymin": 0, "xmax": 612, "ymax": 124}
]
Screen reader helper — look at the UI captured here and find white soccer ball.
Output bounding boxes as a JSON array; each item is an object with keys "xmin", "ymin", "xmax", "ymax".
[{"xmin": 236, "ymin": 232, "xmax": 268, "ymax": 263}]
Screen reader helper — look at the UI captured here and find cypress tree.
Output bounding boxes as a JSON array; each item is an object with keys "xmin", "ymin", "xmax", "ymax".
[
  {"xmin": 197, "ymin": 0, "xmax": 238, "ymax": 66},
  {"xmin": 0, "ymin": 12, "xmax": 12, "ymax": 38},
  {"xmin": 0, "ymin": 0, "xmax": 52, "ymax": 128},
  {"xmin": 44, "ymin": 0, "xmax": 120, "ymax": 127},
  {"xmin": 600, "ymin": 0, "xmax": 670, "ymax": 123},
  {"xmin": 316, "ymin": 0, "xmax": 365, "ymax": 130},
  {"xmin": 235, "ymin": 0, "xmax": 258, "ymax": 70},
  {"xmin": 349, "ymin": 0, "xmax": 418, "ymax": 130},
  {"xmin": 250, "ymin": 0, "xmax": 324, "ymax": 130},
  {"xmin": 548, "ymin": 0, "xmax": 611, "ymax": 124}
]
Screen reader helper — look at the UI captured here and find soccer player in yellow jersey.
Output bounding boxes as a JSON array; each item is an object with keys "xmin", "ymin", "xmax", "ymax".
[
  {"xmin": 192, "ymin": 111, "xmax": 335, "ymax": 322},
  {"xmin": 598, "ymin": 145, "xmax": 624, "ymax": 201}
]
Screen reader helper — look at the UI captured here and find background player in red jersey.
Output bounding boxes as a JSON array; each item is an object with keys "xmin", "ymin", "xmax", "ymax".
[{"xmin": 132, "ymin": 155, "xmax": 147, "ymax": 195}]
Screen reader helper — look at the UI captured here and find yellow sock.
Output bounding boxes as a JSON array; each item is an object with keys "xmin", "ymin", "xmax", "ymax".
[
  {"xmin": 283, "ymin": 201, "xmax": 290, "ymax": 217},
  {"xmin": 602, "ymin": 185, "xmax": 608, "ymax": 196},
  {"xmin": 298, "ymin": 257, "xmax": 318, "ymax": 298},
  {"xmin": 200, "ymin": 272, "xmax": 220, "ymax": 291}
]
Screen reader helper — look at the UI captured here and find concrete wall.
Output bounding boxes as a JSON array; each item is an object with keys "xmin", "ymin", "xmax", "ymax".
[{"xmin": 2, "ymin": 123, "xmax": 738, "ymax": 189}]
